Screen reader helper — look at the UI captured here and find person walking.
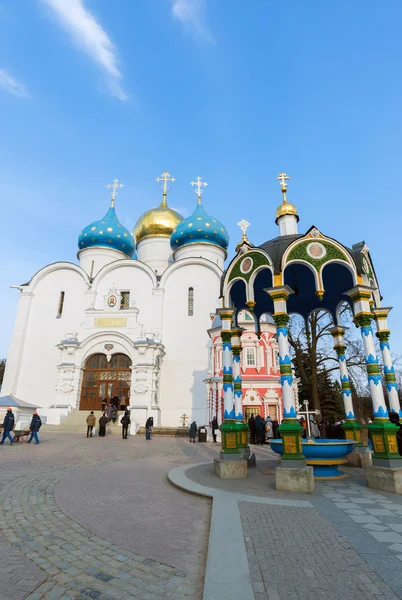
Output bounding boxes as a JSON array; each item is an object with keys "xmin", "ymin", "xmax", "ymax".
[
  {"xmin": 99, "ymin": 412, "xmax": 108, "ymax": 437},
  {"xmin": 248, "ymin": 414, "xmax": 256, "ymax": 444},
  {"xmin": 86, "ymin": 411, "xmax": 96, "ymax": 437},
  {"xmin": 0, "ymin": 408, "xmax": 15, "ymax": 445},
  {"xmin": 265, "ymin": 416, "xmax": 274, "ymax": 445},
  {"xmin": 145, "ymin": 416, "xmax": 153, "ymax": 440},
  {"xmin": 28, "ymin": 411, "xmax": 42, "ymax": 444},
  {"xmin": 189, "ymin": 421, "xmax": 197, "ymax": 443},
  {"xmin": 121, "ymin": 410, "xmax": 131, "ymax": 440},
  {"xmin": 211, "ymin": 416, "xmax": 219, "ymax": 443}
]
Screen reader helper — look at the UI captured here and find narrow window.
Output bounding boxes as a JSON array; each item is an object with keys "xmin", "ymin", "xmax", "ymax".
[
  {"xmin": 246, "ymin": 347, "xmax": 256, "ymax": 367},
  {"xmin": 120, "ymin": 291, "xmax": 130, "ymax": 310},
  {"xmin": 57, "ymin": 291, "xmax": 65, "ymax": 318},
  {"xmin": 274, "ymin": 349, "xmax": 279, "ymax": 369},
  {"xmin": 188, "ymin": 287, "xmax": 194, "ymax": 316}
]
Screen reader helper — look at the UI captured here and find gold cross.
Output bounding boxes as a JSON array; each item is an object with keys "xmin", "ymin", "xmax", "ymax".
[
  {"xmin": 190, "ymin": 176, "xmax": 208, "ymax": 203},
  {"xmin": 181, "ymin": 413, "xmax": 189, "ymax": 427},
  {"xmin": 106, "ymin": 179, "xmax": 124, "ymax": 207},
  {"xmin": 276, "ymin": 172, "xmax": 290, "ymax": 191},
  {"xmin": 237, "ymin": 219, "xmax": 250, "ymax": 240},
  {"xmin": 156, "ymin": 171, "xmax": 175, "ymax": 206}
]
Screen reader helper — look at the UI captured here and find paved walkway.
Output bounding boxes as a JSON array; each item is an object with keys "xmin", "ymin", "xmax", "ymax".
[{"xmin": 2, "ymin": 434, "xmax": 402, "ymax": 600}]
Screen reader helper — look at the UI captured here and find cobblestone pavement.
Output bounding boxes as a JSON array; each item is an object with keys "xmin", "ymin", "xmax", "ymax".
[
  {"xmin": 240, "ymin": 502, "xmax": 401, "ymax": 600},
  {"xmin": 0, "ymin": 433, "xmax": 213, "ymax": 600}
]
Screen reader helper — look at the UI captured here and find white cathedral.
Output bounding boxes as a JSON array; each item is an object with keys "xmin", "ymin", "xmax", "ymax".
[{"xmin": 2, "ymin": 173, "xmax": 229, "ymax": 428}]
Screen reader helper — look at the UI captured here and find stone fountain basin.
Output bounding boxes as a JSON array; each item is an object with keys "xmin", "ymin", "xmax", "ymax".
[{"xmin": 270, "ymin": 439, "xmax": 357, "ymax": 479}]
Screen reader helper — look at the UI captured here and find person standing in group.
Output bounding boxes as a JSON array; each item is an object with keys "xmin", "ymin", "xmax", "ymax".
[
  {"xmin": 102, "ymin": 397, "xmax": 108, "ymax": 412},
  {"xmin": 145, "ymin": 416, "xmax": 153, "ymax": 440},
  {"xmin": 211, "ymin": 416, "xmax": 219, "ymax": 443},
  {"xmin": 111, "ymin": 406, "xmax": 118, "ymax": 425},
  {"xmin": 121, "ymin": 410, "xmax": 131, "ymax": 440},
  {"xmin": 99, "ymin": 412, "xmax": 108, "ymax": 437},
  {"xmin": 28, "ymin": 411, "xmax": 42, "ymax": 444},
  {"xmin": 189, "ymin": 421, "xmax": 197, "ymax": 443},
  {"xmin": 255, "ymin": 414, "xmax": 264, "ymax": 445},
  {"xmin": 86, "ymin": 411, "xmax": 96, "ymax": 437},
  {"xmin": 248, "ymin": 414, "xmax": 256, "ymax": 444},
  {"xmin": 310, "ymin": 415, "xmax": 321, "ymax": 439},
  {"xmin": 0, "ymin": 408, "xmax": 15, "ymax": 445},
  {"xmin": 106, "ymin": 404, "xmax": 113, "ymax": 421},
  {"xmin": 265, "ymin": 415, "xmax": 274, "ymax": 445},
  {"xmin": 272, "ymin": 419, "xmax": 279, "ymax": 438}
]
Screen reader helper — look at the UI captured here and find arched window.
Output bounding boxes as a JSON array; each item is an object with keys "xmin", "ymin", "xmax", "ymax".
[
  {"xmin": 80, "ymin": 353, "xmax": 132, "ymax": 411},
  {"xmin": 188, "ymin": 287, "xmax": 194, "ymax": 316}
]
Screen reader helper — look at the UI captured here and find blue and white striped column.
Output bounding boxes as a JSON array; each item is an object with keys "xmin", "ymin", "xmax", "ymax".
[
  {"xmin": 218, "ymin": 309, "xmax": 235, "ymax": 419},
  {"xmin": 373, "ymin": 308, "xmax": 402, "ymax": 417},
  {"xmin": 231, "ymin": 329, "xmax": 243, "ymax": 421},
  {"xmin": 329, "ymin": 326, "xmax": 355, "ymax": 420}
]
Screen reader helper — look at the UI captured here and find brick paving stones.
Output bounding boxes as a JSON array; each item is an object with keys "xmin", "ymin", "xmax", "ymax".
[{"xmin": 0, "ymin": 433, "xmax": 212, "ymax": 599}]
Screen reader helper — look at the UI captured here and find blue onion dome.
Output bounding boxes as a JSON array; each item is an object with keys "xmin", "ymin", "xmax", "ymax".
[
  {"xmin": 78, "ymin": 205, "xmax": 136, "ymax": 258},
  {"xmin": 170, "ymin": 201, "xmax": 229, "ymax": 251}
]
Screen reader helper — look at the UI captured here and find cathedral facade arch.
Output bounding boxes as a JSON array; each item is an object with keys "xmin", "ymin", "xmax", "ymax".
[
  {"xmin": 159, "ymin": 256, "xmax": 223, "ymax": 289},
  {"xmin": 28, "ymin": 262, "xmax": 91, "ymax": 293},
  {"xmin": 92, "ymin": 259, "xmax": 157, "ymax": 290}
]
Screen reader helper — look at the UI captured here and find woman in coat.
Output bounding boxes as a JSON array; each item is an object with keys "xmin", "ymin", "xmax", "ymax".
[
  {"xmin": 120, "ymin": 410, "xmax": 131, "ymax": 440},
  {"xmin": 189, "ymin": 421, "xmax": 197, "ymax": 443},
  {"xmin": 265, "ymin": 416, "xmax": 274, "ymax": 444}
]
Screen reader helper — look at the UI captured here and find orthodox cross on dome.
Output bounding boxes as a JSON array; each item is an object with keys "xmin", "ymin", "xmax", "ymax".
[
  {"xmin": 298, "ymin": 399, "xmax": 320, "ymax": 440},
  {"xmin": 181, "ymin": 413, "xmax": 189, "ymax": 428},
  {"xmin": 276, "ymin": 172, "xmax": 290, "ymax": 202},
  {"xmin": 237, "ymin": 219, "xmax": 250, "ymax": 241},
  {"xmin": 156, "ymin": 171, "xmax": 175, "ymax": 207},
  {"xmin": 106, "ymin": 178, "xmax": 124, "ymax": 208},
  {"xmin": 190, "ymin": 176, "xmax": 208, "ymax": 204}
]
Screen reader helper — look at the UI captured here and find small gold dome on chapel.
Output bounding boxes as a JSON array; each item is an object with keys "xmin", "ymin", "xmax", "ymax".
[{"xmin": 275, "ymin": 200, "xmax": 299, "ymax": 223}]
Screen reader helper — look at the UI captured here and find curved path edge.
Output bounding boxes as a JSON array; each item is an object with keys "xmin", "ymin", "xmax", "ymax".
[{"xmin": 168, "ymin": 462, "xmax": 313, "ymax": 600}]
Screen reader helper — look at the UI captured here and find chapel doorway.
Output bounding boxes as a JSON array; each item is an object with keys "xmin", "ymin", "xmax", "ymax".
[
  {"xmin": 80, "ymin": 353, "xmax": 132, "ymax": 411},
  {"xmin": 245, "ymin": 407, "xmax": 261, "ymax": 421}
]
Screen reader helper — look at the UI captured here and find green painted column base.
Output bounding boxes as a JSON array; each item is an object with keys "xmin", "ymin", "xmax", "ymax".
[
  {"xmin": 220, "ymin": 420, "xmax": 241, "ymax": 455},
  {"xmin": 278, "ymin": 419, "xmax": 304, "ymax": 461},
  {"xmin": 234, "ymin": 420, "xmax": 249, "ymax": 450},
  {"xmin": 342, "ymin": 421, "xmax": 363, "ymax": 445},
  {"xmin": 367, "ymin": 419, "xmax": 402, "ymax": 463}
]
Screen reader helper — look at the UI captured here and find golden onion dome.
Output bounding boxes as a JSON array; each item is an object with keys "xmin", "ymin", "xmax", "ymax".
[
  {"xmin": 275, "ymin": 200, "xmax": 299, "ymax": 224},
  {"xmin": 133, "ymin": 199, "xmax": 183, "ymax": 244}
]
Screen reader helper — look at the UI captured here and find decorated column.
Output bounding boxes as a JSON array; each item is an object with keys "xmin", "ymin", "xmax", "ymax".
[
  {"xmin": 345, "ymin": 286, "xmax": 400, "ymax": 465},
  {"xmin": 265, "ymin": 286, "xmax": 304, "ymax": 462},
  {"xmin": 231, "ymin": 328, "xmax": 249, "ymax": 451},
  {"xmin": 217, "ymin": 308, "xmax": 239, "ymax": 455},
  {"xmin": 329, "ymin": 326, "xmax": 362, "ymax": 443},
  {"xmin": 373, "ymin": 308, "xmax": 402, "ymax": 417}
]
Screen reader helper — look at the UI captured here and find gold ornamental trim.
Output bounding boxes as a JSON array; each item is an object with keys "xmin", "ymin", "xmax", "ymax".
[{"xmin": 94, "ymin": 318, "xmax": 127, "ymax": 328}]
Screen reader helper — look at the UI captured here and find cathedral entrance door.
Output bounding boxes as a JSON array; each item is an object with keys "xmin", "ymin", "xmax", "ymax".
[{"xmin": 80, "ymin": 353, "xmax": 132, "ymax": 411}]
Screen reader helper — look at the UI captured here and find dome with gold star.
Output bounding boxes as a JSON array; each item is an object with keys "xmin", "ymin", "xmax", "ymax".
[
  {"xmin": 78, "ymin": 205, "xmax": 135, "ymax": 257},
  {"xmin": 170, "ymin": 200, "xmax": 229, "ymax": 252},
  {"xmin": 133, "ymin": 200, "xmax": 183, "ymax": 245}
]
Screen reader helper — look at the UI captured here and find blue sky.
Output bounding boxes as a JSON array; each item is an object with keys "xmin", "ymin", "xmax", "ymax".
[{"xmin": 1, "ymin": 0, "xmax": 402, "ymax": 357}]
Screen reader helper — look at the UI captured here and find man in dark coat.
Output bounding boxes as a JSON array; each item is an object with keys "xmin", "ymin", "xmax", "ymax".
[
  {"xmin": 255, "ymin": 414, "xmax": 264, "ymax": 445},
  {"xmin": 145, "ymin": 416, "xmax": 153, "ymax": 440},
  {"xmin": 99, "ymin": 412, "xmax": 108, "ymax": 437},
  {"xmin": 28, "ymin": 412, "xmax": 42, "ymax": 444},
  {"xmin": 0, "ymin": 408, "xmax": 15, "ymax": 444},
  {"xmin": 248, "ymin": 415, "xmax": 256, "ymax": 444},
  {"xmin": 211, "ymin": 416, "xmax": 219, "ymax": 443},
  {"xmin": 120, "ymin": 410, "xmax": 131, "ymax": 440}
]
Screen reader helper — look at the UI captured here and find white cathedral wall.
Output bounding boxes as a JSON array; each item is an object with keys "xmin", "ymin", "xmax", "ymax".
[
  {"xmin": 92, "ymin": 263, "xmax": 159, "ymax": 334},
  {"xmin": 173, "ymin": 243, "xmax": 226, "ymax": 270},
  {"xmin": 3, "ymin": 267, "xmax": 89, "ymax": 419},
  {"xmin": 159, "ymin": 260, "xmax": 222, "ymax": 427},
  {"xmin": 136, "ymin": 237, "xmax": 174, "ymax": 275},
  {"xmin": 78, "ymin": 247, "xmax": 129, "ymax": 278}
]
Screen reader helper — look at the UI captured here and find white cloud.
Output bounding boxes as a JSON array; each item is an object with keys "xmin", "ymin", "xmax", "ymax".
[
  {"xmin": 41, "ymin": 0, "xmax": 127, "ymax": 100},
  {"xmin": 171, "ymin": 0, "xmax": 213, "ymax": 43},
  {"xmin": 0, "ymin": 70, "xmax": 29, "ymax": 97}
]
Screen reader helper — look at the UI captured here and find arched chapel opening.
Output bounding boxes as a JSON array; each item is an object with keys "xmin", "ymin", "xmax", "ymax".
[{"xmin": 80, "ymin": 353, "xmax": 132, "ymax": 411}]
